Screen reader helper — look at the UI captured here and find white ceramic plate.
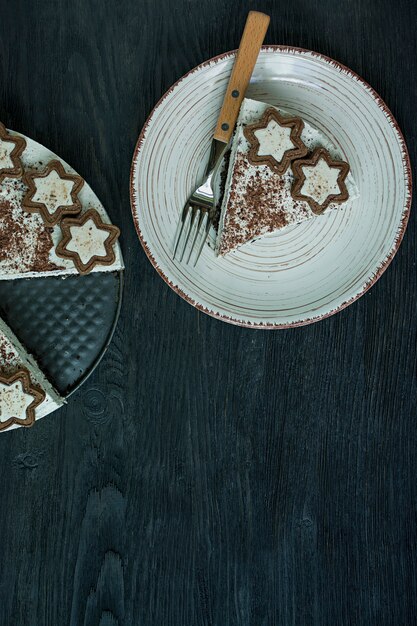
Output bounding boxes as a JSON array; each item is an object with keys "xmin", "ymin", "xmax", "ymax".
[{"xmin": 130, "ymin": 46, "xmax": 412, "ymax": 328}]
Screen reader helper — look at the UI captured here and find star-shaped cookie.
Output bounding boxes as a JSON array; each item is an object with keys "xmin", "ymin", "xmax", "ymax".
[
  {"xmin": 243, "ymin": 107, "xmax": 308, "ymax": 175},
  {"xmin": 0, "ymin": 369, "xmax": 45, "ymax": 431},
  {"xmin": 55, "ymin": 208, "xmax": 120, "ymax": 275},
  {"xmin": 22, "ymin": 160, "xmax": 84, "ymax": 226},
  {"xmin": 0, "ymin": 122, "xmax": 26, "ymax": 182},
  {"xmin": 291, "ymin": 148, "xmax": 350, "ymax": 215}
]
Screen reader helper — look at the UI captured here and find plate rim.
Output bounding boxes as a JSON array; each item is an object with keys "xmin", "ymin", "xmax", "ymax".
[{"xmin": 130, "ymin": 45, "xmax": 412, "ymax": 329}]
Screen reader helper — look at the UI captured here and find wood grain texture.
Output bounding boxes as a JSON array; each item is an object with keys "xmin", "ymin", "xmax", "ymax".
[
  {"xmin": 0, "ymin": 0, "xmax": 416, "ymax": 624},
  {"xmin": 213, "ymin": 11, "xmax": 270, "ymax": 143}
]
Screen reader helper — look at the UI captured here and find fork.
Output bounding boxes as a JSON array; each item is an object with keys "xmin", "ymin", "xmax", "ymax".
[{"xmin": 173, "ymin": 11, "xmax": 270, "ymax": 265}]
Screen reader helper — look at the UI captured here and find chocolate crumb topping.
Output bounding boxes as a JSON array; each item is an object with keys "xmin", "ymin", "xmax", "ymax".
[
  {"xmin": 0, "ymin": 336, "xmax": 22, "ymax": 376},
  {"xmin": 218, "ymin": 152, "xmax": 310, "ymax": 255},
  {"xmin": 0, "ymin": 341, "xmax": 12, "ymax": 369},
  {"xmin": 0, "ymin": 197, "xmax": 63, "ymax": 274},
  {"xmin": 33, "ymin": 228, "xmax": 60, "ymax": 272}
]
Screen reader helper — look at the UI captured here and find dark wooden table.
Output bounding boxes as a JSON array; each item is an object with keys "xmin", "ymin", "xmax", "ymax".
[{"xmin": 1, "ymin": 1, "xmax": 416, "ymax": 624}]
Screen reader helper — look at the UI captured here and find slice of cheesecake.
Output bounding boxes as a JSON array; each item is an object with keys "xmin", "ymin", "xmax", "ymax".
[
  {"xmin": 216, "ymin": 98, "xmax": 358, "ymax": 256},
  {"xmin": 0, "ymin": 129, "xmax": 123, "ymax": 280},
  {"xmin": 0, "ymin": 317, "xmax": 64, "ymax": 432}
]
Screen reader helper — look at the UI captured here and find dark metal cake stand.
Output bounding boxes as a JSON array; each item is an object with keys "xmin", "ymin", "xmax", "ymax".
[{"xmin": 0, "ymin": 271, "xmax": 123, "ymax": 397}]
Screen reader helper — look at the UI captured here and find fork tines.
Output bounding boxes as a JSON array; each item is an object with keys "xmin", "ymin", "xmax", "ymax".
[{"xmin": 173, "ymin": 205, "xmax": 211, "ymax": 266}]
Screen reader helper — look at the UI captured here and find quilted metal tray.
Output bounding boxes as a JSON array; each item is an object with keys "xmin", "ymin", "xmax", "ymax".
[{"xmin": 0, "ymin": 271, "xmax": 123, "ymax": 397}]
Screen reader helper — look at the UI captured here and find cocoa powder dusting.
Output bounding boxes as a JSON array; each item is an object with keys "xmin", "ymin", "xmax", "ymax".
[
  {"xmin": 219, "ymin": 153, "xmax": 292, "ymax": 254},
  {"xmin": 0, "ymin": 337, "xmax": 18, "ymax": 375},
  {"xmin": 0, "ymin": 198, "xmax": 62, "ymax": 273},
  {"xmin": 33, "ymin": 228, "xmax": 62, "ymax": 272},
  {"xmin": 0, "ymin": 342, "xmax": 10, "ymax": 364}
]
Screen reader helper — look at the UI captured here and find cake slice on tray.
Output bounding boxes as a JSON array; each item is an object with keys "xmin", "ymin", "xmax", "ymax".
[
  {"xmin": 216, "ymin": 98, "xmax": 358, "ymax": 256},
  {"xmin": 0, "ymin": 129, "xmax": 123, "ymax": 280},
  {"xmin": 0, "ymin": 317, "xmax": 64, "ymax": 432}
]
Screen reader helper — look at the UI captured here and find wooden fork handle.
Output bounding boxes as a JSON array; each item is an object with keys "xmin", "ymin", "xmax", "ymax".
[{"xmin": 213, "ymin": 11, "xmax": 270, "ymax": 144}]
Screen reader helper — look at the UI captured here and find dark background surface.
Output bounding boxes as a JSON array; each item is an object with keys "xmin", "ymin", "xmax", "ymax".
[{"xmin": 0, "ymin": 0, "xmax": 416, "ymax": 624}]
